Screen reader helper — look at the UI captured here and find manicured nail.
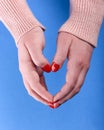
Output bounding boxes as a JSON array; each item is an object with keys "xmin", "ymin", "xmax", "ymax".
[
  {"xmin": 42, "ymin": 64, "xmax": 51, "ymax": 73},
  {"xmin": 49, "ymin": 105, "xmax": 54, "ymax": 109},
  {"xmin": 51, "ymin": 62, "xmax": 60, "ymax": 72}
]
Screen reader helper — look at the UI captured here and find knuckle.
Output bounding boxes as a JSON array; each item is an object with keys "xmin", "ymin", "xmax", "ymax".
[
  {"xmin": 33, "ymin": 54, "xmax": 46, "ymax": 67},
  {"xmin": 34, "ymin": 76, "xmax": 40, "ymax": 83},
  {"xmin": 84, "ymin": 63, "xmax": 90, "ymax": 69},
  {"xmin": 62, "ymin": 99, "xmax": 68, "ymax": 104},
  {"xmin": 55, "ymin": 54, "xmax": 66, "ymax": 62},
  {"xmin": 77, "ymin": 58, "xmax": 90, "ymax": 69},
  {"xmin": 78, "ymin": 81, "xmax": 84, "ymax": 88},
  {"xmin": 66, "ymin": 81, "xmax": 75, "ymax": 90},
  {"xmin": 71, "ymin": 82, "xmax": 76, "ymax": 90},
  {"xmin": 77, "ymin": 58, "xmax": 84, "ymax": 66},
  {"xmin": 73, "ymin": 87, "xmax": 80, "ymax": 94},
  {"xmin": 35, "ymin": 60, "xmax": 44, "ymax": 67},
  {"xmin": 70, "ymin": 85, "xmax": 75, "ymax": 90},
  {"xmin": 32, "ymin": 71, "xmax": 40, "ymax": 82},
  {"xmin": 66, "ymin": 78, "xmax": 77, "ymax": 89}
]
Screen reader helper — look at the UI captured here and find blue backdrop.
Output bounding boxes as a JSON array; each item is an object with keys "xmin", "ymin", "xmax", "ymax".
[{"xmin": 0, "ymin": 0, "xmax": 104, "ymax": 130}]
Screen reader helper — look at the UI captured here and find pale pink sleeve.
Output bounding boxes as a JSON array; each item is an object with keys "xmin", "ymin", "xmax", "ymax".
[
  {"xmin": 59, "ymin": 0, "xmax": 104, "ymax": 47},
  {"xmin": 0, "ymin": 0, "xmax": 45, "ymax": 45}
]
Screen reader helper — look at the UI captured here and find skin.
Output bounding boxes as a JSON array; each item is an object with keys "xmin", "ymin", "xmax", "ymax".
[
  {"xmin": 17, "ymin": 27, "xmax": 94, "ymax": 108},
  {"xmin": 18, "ymin": 27, "xmax": 53, "ymax": 105},
  {"xmin": 52, "ymin": 32, "xmax": 94, "ymax": 108}
]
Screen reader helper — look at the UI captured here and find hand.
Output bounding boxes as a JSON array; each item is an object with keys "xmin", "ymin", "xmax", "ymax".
[
  {"xmin": 52, "ymin": 32, "xmax": 94, "ymax": 108},
  {"xmin": 18, "ymin": 27, "xmax": 53, "ymax": 105}
]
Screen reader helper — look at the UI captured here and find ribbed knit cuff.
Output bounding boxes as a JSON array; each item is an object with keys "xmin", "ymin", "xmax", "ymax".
[
  {"xmin": 0, "ymin": 0, "xmax": 45, "ymax": 45},
  {"xmin": 59, "ymin": 0, "xmax": 104, "ymax": 47}
]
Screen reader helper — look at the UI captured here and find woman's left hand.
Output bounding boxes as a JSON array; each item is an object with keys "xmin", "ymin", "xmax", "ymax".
[{"xmin": 52, "ymin": 32, "xmax": 94, "ymax": 108}]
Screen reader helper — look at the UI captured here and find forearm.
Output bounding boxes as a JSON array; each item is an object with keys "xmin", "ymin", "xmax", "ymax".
[
  {"xmin": 59, "ymin": 0, "xmax": 104, "ymax": 47},
  {"xmin": 0, "ymin": 0, "xmax": 44, "ymax": 45}
]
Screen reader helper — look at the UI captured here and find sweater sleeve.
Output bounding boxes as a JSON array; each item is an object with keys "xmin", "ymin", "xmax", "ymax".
[
  {"xmin": 59, "ymin": 0, "xmax": 104, "ymax": 47},
  {"xmin": 0, "ymin": 0, "xmax": 45, "ymax": 45}
]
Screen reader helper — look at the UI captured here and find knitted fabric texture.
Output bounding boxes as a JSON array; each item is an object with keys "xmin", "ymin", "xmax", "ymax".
[
  {"xmin": 0, "ymin": 0, "xmax": 45, "ymax": 45},
  {"xmin": 59, "ymin": 0, "xmax": 104, "ymax": 47}
]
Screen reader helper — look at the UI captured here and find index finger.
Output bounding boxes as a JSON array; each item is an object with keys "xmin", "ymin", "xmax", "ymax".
[
  {"xmin": 54, "ymin": 59, "xmax": 82, "ymax": 102},
  {"xmin": 26, "ymin": 69, "xmax": 53, "ymax": 102},
  {"xmin": 20, "ymin": 60, "xmax": 53, "ymax": 103},
  {"xmin": 23, "ymin": 77, "xmax": 49, "ymax": 105}
]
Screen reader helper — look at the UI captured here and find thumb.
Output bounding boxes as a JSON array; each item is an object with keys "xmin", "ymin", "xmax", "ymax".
[
  {"xmin": 25, "ymin": 41, "xmax": 51, "ymax": 73},
  {"xmin": 52, "ymin": 32, "xmax": 72, "ymax": 72},
  {"xmin": 34, "ymin": 51, "xmax": 52, "ymax": 73}
]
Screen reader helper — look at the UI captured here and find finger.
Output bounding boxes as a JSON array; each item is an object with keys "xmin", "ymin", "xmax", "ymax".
[
  {"xmin": 52, "ymin": 32, "xmax": 72, "ymax": 72},
  {"xmin": 25, "ymin": 70, "xmax": 53, "ymax": 102},
  {"xmin": 23, "ymin": 77, "xmax": 49, "ymax": 105},
  {"xmin": 18, "ymin": 40, "xmax": 32, "ymax": 66},
  {"xmin": 40, "ymin": 75, "xmax": 48, "ymax": 91},
  {"xmin": 54, "ymin": 67, "xmax": 88, "ymax": 105},
  {"xmin": 36, "ymin": 66, "xmax": 48, "ymax": 90},
  {"xmin": 18, "ymin": 41, "xmax": 53, "ymax": 103},
  {"xmin": 53, "ymin": 58, "xmax": 82, "ymax": 102},
  {"xmin": 20, "ymin": 59, "xmax": 53, "ymax": 103},
  {"xmin": 25, "ymin": 38, "xmax": 51, "ymax": 73}
]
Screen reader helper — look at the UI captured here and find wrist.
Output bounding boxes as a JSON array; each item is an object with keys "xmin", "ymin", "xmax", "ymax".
[
  {"xmin": 59, "ymin": 0, "xmax": 104, "ymax": 47},
  {"xmin": 0, "ymin": 0, "xmax": 45, "ymax": 45},
  {"xmin": 17, "ymin": 26, "xmax": 44, "ymax": 48}
]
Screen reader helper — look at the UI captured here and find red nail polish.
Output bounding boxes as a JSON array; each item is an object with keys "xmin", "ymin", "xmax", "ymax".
[
  {"xmin": 42, "ymin": 64, "xmax": 51, "ymax": 73},
  {"xmin": 49, "ymin": 105, "xmax": 54, "ymax": 109},
  {"xmin": 52, "ymin": 62, "xmax": 60, "ymax": 72}
]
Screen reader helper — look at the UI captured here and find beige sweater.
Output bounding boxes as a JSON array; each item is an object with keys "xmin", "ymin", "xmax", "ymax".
[
  {"xmin": 59, "ymin": 0, "xmax": 104, "ymax": 47},
  {"xmin": 0, "ymin": 0, "xmax": 104, "ymax": 47}
]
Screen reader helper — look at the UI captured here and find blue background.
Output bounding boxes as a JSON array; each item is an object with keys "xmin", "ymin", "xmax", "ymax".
[{"xmin": 0, "ymin": 0, "xmax": 104, "ymax": 130}]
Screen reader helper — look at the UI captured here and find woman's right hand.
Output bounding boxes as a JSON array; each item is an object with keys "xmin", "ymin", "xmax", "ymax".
[{"xmin": 18, "ymin": 27, "xmax": 53, "ymax": 105}]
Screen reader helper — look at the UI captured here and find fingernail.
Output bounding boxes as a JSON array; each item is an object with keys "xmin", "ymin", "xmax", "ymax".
[
  {"xmin": 49, "ymin": 105, "xmax": 54, "ymax": 109},
  {"xmin": 51, "ymin": 62, "xmax": 60, "ymax": 72},
  {"xmin": 42, "ymin": 64, "xmax": 51, "ymax": 73}
]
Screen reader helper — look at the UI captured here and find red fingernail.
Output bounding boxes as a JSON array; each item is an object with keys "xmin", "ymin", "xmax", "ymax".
[
  {"xmin": 51, "ymin": 62, "xmax": 60, "ymax": 72},
  {"xmin": 42, "ymin": 64, "xmax": 51, "ymax": 73},
  {"xmin": 49, "ymin": 105, "xmax": 54, "ymax": 109}
]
